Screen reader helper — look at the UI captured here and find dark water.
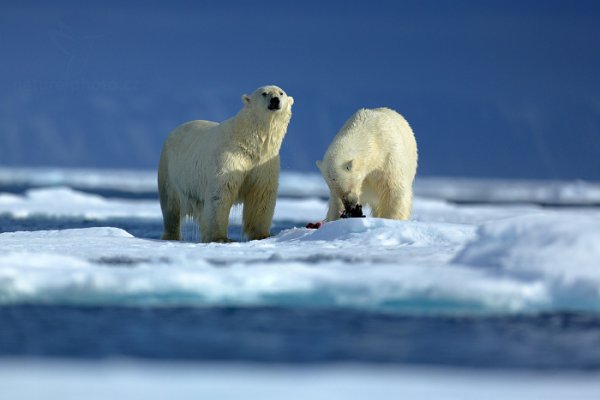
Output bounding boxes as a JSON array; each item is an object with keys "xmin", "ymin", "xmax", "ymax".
[
  {"xmin": 0, "ymin": 184, "xmax": 306, "ymax": 241},
  {"xmin": 0, "ymin": 215, "xmax": 294, "ymax": 242},
  {"xmin": 1, "ymin": 305, "xmax": 599, "ymax": 369}
]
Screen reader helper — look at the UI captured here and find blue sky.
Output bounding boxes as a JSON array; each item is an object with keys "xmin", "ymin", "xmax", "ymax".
[{"xmin": 1, "ymin": 0, "xmax": 599, "ymax": 179}]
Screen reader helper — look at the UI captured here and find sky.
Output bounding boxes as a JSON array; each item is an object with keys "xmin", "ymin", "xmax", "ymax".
[{"xmin": 0, "ymin": 0, "xmax": 599, "ymax": 180}]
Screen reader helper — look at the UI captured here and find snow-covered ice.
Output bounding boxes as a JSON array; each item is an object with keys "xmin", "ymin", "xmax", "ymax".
[
  {"xmin": 416, "ymin": 177, "xmax": 600, "ymax": 206},
  {"xmin": 0, "ymin": 186, "xmax": 325, "ymax": 222},
  {"xmin": 0, "ymin": 187, "xmax": 159, "ymax": 220},
  {"xmin": 1, "ymin": 188, "xmax": 599, "ymax": 313},
  {"xmin": 0, "ymin": 167, "xmax": 157, "ymax": 193},
  {"xmin": 0, "ymin": 219, "xmax": 593, "ymax": 314},
  {"xmin": 3, "ymin": 167, "xmax": 600, "ymax": 205}
]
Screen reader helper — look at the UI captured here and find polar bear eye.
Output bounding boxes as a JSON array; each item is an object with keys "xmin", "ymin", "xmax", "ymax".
[
  {"xmin": 262, "ymin": 92, "xmax": 267, "ymax": 97},
  {"xmin": 279, "ymin": 92, "xmax": 283, "ymax": 95}
]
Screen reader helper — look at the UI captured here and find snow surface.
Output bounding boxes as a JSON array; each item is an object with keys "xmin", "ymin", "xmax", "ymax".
[
  {"xmin": 1, "ymin": 360, "xmax": 599, "ymax": 400},
  {"xmin": 0, "ymin": 167, "xmax": 330, "ymax": 198},
  {"xmin": 3, "ymin": 167, "xmax": 600, "ymax": 204},
  {"xmin": 0, "ymin": 186, "xmax": 325, "ymax": 222},
  {"xmin": 416, "ymin": 177, "xmax": 600, "ymax": 206},
  {"xmin": 1, "ymin": 179, "xmax": 599, "ymax": 313},
  {"xmin": 0, "ymin": 187, "xmax": 159, "ymax": 220},
  {"xmin": 0, "ymin": 167, "xmax": 157, "ymax": 193}
]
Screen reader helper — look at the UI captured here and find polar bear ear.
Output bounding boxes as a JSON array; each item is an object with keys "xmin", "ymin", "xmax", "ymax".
[
  {"xmin": 242, "ymin": 94, "xmax": 251, "ymax": 105},
  {"xmin": 316, "ymin": 160, "xmax": 323, "ymax": 171},
  {"xmin": 345, "ymin": 160, "xmax": 353, "ymax": 172},
  {"xmin": 288, "ymin": 96, "xmax": 294, "ymax": 106}
]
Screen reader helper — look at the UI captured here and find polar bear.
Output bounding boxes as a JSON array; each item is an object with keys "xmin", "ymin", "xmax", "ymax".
[
  {"xmin": 316, "ymin": 108, "xmax": 417, "ymax": 222},
  {"xmin": 158, "ymin": 85, "xmax": 294, "ymax": 242}
]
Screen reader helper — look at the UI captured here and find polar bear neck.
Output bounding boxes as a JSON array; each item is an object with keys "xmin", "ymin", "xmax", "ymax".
[
  {"xmin": 230, "ymin": 107, "xmax": 291, "ymax": 160},
  {"xmin": 326, "ymin": 110, "xmax": 383, "ymax": 166}
]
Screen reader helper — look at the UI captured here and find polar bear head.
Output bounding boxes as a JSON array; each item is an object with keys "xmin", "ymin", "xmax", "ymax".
[
  {"xmin": 242, "ymin": 85, "xmax": 294, "ymax": 117},
  {"xmin": 316, "ymin": 157, "xmax": 365, "ymax": 217}
]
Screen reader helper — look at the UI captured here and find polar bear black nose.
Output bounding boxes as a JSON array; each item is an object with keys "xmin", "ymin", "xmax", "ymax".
[
  {"xmin": 341, "ymin": 204, "xmax": 365, "ymax": 219},
  {"xmin": 270, "ymin": 97, "xmax": 280, "ymax": 106}
]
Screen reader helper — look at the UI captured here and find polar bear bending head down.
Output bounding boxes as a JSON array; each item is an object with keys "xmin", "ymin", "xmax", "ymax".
[
  {"xmin": 158, "ymin": 85, "xmax": 294, "ymax": 242},
  {"xmin": 317, "ymin": 107, "xmax": 418, "ymax": 222}
]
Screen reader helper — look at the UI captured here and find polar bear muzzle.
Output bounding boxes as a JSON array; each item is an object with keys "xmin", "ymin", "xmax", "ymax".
[
  {"xmin": 340, "ymin": 203, "xmax": 365, "ymax": 219},
  {"xmin": 268, "ymin": 96, "xmax": 281, "ymax": 110}
]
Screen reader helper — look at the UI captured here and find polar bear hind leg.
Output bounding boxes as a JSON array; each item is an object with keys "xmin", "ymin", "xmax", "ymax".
[
  {"xmin": 159, "ymin": 187, "xmax": 182, "ymax": 241},
  {"xmin": 378, "ymin": 184, "xmax": 412, "ymax": 220},
  {"xmin": 158, "ymin": 155, "xmax": 183, "ymax": 240}
]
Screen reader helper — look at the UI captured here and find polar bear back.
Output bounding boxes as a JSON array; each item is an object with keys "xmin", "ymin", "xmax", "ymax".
[
  {"xmin": 164, "ymin": 120, "xmax": 219, "ymax": 158},
  {"xmin": 326, "ymin": 107, "xmax": 417, "ymax": 177},
  {"xmin": 159, "ymin": 120, "xmax": 221, "ymax": 210}
]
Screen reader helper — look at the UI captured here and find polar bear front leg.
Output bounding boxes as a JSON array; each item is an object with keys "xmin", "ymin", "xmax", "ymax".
[
  {"xmin": 326, "ymin": 194, "xmax": 344, "ymax": 221},
  {"xmin": 242, "ymin": 160, "xmax": 278, "ymax": 240},
  {"xmin": 381, "ymin": 185, "xmax": 413, "ymax": 220},
  {"xmin": 201, "ymin": 173, "xmax": 244, "ymax": 243},
  {"xmin": 242, "ymin": 184, "xmax": 277, "ymax": 241}
]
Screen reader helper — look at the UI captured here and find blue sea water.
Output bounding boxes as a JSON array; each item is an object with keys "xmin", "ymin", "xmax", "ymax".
[
  {"xmin": 1, "ymin": 305, "xmax": 600, "ymax": 369},
  {"xmin": 1, "ymin": 186, "xmax": 600, "ymax": 370}
]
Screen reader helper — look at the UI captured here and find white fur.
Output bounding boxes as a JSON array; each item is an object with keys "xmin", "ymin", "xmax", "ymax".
[
  {"xmin": 158, "ymin": 85, "xmax": 294, "ymax": 242},
  {"xmin": 317, "ymin": 108, "xmax": 418, "ymax": 221}
]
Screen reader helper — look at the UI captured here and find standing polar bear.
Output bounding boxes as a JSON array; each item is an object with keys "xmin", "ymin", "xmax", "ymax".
[
  {"xmin": 158, "ymin": 85, "xmax": 294, "ymax": 242},
  {"xmin": 317, "ymin": 108, "xmax": 418, "ymax": 222}
]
